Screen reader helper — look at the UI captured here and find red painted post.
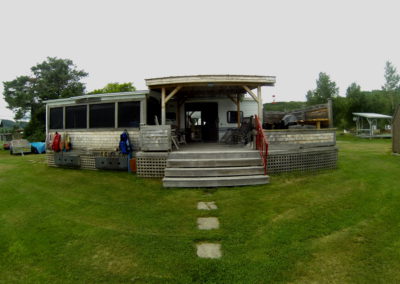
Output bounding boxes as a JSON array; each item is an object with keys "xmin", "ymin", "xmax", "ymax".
[{"xmin": 254, "ymin": 115, "xmax": 269, "ymax": 175}]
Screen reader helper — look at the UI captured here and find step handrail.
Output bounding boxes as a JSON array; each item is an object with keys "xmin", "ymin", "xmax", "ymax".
[{"xmin": 255, "ymin": 115, "xmax": 269, "ymax": 175}]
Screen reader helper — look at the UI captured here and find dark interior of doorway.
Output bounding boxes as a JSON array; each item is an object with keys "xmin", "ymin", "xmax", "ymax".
[
  {"xmin": 147, "ymin": 97, "xmax": 161, "ymax": 125},
  {"xmin": 185, "ymin": 102, "xmax": 218, "ymax": 142}
]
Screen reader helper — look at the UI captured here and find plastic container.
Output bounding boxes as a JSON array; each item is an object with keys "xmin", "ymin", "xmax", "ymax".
[{"xmin": 129, "ymin": 158, "xmax": 137, "ymax": 173}]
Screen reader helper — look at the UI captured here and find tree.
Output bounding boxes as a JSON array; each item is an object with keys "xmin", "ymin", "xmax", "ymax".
[
  {"xmin": 306, "ymin": 72, "xmax": 339, "ymax": 105},
  {"xmin": 89, "ymin": 82, "xmax": 136, "ymax": 94},
  {"xmin": 382, "ymin": 61, "xmax": 400, "ymax": 111},
  {"xmin": 342, "ymin": 82, "xmax": 363, "ymax": 126},
  {"xmin": 382, "ymin": 61, "xmax": 400, "ymax": 91},
  {"xmin": 3, "ymin": 57, "xmax": 88, "ymax": 141}
]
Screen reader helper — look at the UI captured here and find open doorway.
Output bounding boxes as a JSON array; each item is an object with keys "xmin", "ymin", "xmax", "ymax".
[{"xmin": 185, "ymin": 102, "xmax": 218, "ymax": 142}]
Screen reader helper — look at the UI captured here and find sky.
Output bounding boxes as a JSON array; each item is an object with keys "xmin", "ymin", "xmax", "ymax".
[{"xmin": 1, "ymin": 0, "xmax": 400, "ymax": 120}]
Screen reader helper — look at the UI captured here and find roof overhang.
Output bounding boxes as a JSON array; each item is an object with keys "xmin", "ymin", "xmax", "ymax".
[
  {"xmin": 44, "ymin": 91, "xmax": 149, "ymax": 106},
  {"xmin": 145, "ymin": 74, "xmax": 276, "ymax": 97}
]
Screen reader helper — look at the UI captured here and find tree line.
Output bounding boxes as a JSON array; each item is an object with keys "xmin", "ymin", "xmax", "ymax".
[
  {"xmin": 3, "ymin": 57, "xmax": 399, "ymax": 141},
  {"xmin": 305, "ymin": 61, "xmax": 400, "ymax": 129},
  {"xmin": 2, "ymin": 57, "xmax": 135, "ymax": 141}
]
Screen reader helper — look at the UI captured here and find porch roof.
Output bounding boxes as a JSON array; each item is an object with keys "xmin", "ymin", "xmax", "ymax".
[
  {"xmin": 43, "ymin": 90, "xmax": 149, "ymax": 106},
  {"xmin": 145, "ymin": 74, "xmax": 276, "ymax": 96}
]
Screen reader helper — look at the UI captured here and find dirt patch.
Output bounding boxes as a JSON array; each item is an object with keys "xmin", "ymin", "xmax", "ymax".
[
  {"xmin": 271, "ymin": 208, "xmax": 298, "ymax": 223},
  {"xmin": 90, "ymin": 246, "xmax": 138, "ymax": 275},
  {"xmin": 292, "ymin": 222, "xmax": 369, "ymax": 283}
]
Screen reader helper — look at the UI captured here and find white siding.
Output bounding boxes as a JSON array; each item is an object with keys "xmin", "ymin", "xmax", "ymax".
[{"xmin": 48, "ymin": 130, "xmax": 140, "ymax": 151}]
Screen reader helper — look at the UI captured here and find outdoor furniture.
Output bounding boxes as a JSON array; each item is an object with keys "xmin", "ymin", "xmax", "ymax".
[{"xmin": 221, "ymin": 117, "xmax": 253, "ymax": 145}]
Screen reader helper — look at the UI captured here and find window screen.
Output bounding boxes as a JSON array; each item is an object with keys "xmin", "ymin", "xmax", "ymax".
[
  {"xmin": 66, "ymin": 105, "xmax": 87, "ymax": 129},
  {"xmin": 118, "ymin": 101, "xmax": 141, "ymax": 127},
  {"xmin": 90, "ymin": 103, "xmax": 115, "ymax": 128},
  {"xmin": 49, "ymin": 107, "xmax": 63, "ymax": 129},
  {"xmin": 227, "ymin": 111, "xmax": 243, "ymax": 124}
]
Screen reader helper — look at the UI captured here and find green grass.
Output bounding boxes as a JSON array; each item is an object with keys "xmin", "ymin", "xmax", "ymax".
[{"xmin": 1, "ymin": 136, "xmax": 400, "ymax": 283}]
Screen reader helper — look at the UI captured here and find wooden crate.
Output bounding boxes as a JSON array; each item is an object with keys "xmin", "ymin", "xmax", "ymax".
[{"xmin": 140, "ymin": 125, "xmax": 171, "ymax": 151}]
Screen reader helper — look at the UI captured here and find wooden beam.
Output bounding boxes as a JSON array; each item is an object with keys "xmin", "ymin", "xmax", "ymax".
[
  {"xmin": 237, "ymin": 94, "xmax": 241, "ymax": 128},
  {"xmin": 257, "ymin": 86, "xmax": 263, "ymax": 121},
  {"xmin": 165, "ymin": 86, "xmax": 182, "ymax": 104},
  {"xmin": 243, "ymin": 85, "xmax": 258, "ymax": 103},
  {"xmin": 227, "ymin": 94, "xmax": 238, "ymax": 105},
  {"xmin": 161, "ymin": 87, "xmax": 166, "ymax": 125}
]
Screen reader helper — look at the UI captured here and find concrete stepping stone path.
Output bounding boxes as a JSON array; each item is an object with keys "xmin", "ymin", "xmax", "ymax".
[
  {"xmin": 195, "ymin": 201, "xmax": 222, "ymax": 259},
  {"xmin": 197, "ymin": 217, "xmax": 220, "ymax": 230},
  {"xmin": 197, "ymin": 201, "xmax": 218, "ymax": 210},
  {"xmin": 196, "ymin": 243, "xmax": 222, "ymax": 259}
]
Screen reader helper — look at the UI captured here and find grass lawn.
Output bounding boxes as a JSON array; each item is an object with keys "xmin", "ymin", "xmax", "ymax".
[{"xmin": 1, "ymin": 136, "xmax": 400, "ymax": 283}]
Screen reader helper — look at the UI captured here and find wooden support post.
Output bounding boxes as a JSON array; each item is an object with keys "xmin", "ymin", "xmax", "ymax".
[
  {"xmin": 114, "ymin": 102, "xmax": 118, "ymax": 128},
  {"xmin": 161, "ymin": 87, "xmax": 166, "ymax": 125},
  {"xmin": 316, "ymin": 121, "xmax": 321, "ymax": 129},
  {"xmin": 62, "ymin": 106, "xmax": 66, "ymax": 129},
  {"xmin": 257, "ymin": 86, "xmax": 263, "ymax": 122},
  {"xmin": 140, "ymin": 99, "xmax": 147, "ymax": 125},
  {"xmin": 227, "ymin": 95, "xmax": 237, "ymax": 105},
  {"xmin": 45, "ymin": 104, "xmax": 49, "ymax": 136},
  {"xmin": 177, "ymin": 102, "xmax": 181, "ymax": 129},
  {"xmin": 86, "ymin": 104, "xmax": 90, "ymax": 128},
  {"xmin": 237, "ymin": 94, "xmax": 241, "ymax": 128}
]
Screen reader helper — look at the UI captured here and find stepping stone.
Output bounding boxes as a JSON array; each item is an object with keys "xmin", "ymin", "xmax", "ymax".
[
  {"xmin": 196, "ymin": 243, "xmax": 222, "ymax": 259},
  {"xmin": 197, "ymin": 201, "xmax": 218, "ymax": 210},
  {"xmin": 197, "ymin": 217, "xmax": 219, "ymax": 230}
]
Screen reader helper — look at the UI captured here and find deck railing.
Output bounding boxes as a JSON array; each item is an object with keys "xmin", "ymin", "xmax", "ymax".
[{"xmin": 255, "ymin": 115, "xmax": 269, "ymax": 175}]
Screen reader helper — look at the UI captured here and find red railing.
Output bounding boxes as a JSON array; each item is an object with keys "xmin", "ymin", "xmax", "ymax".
[{"xmin": 255, "ymin": 115, "xmax": 269, "ymax": 175}]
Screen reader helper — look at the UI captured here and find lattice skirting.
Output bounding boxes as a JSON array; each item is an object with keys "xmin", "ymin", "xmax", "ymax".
[
  {"xmin": 136, "ymin": 152, "xmax": 168, "ymax": 178},
  {"xmin": 46, "ymin": 147, "xmax": 338, "ymax": 176},
  {"xmin": 267, "ymin": 147, "xmax": 338, "ymax": 174}
]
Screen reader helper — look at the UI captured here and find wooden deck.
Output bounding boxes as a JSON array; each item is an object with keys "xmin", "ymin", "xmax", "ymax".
[{"xmin": 173, "ymin": 142, "xmax": 251, "ymax": 152}]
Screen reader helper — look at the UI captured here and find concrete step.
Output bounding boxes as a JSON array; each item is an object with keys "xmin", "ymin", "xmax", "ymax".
[
  {"xmin": 168, "ymin": 150, "xmax": 260, "ymax": 160},
  {"xmin": 165, "ymin": 166, "xmax": 265, "ymax": 177},
  {"xmin": 167, "ymin": 158, "xmax": 263, "ymax": 168},
  {"xmin": 163, "ymin": 175, "xmax": 270, "ymax": 188}
]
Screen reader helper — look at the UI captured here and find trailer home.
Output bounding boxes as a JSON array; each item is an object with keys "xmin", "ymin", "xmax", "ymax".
[{"xmin": 45, "ymin": 74, "xmax": 338, "ymax": 188}]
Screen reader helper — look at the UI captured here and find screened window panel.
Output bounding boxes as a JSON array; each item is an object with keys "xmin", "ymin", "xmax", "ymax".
[
  {"xmin": 118, "ymin": 101, "xmax": 141, "ymax": 127},
  {"xmin": 49, "ymin": 107, "xmax": 63, "ymax": 129},
  {"xmin": 227, "ymin": 111, "xmax": 243, "ymax": 123},
  {"xmin": 90, "ymin": 103, "xmax": 115, "ymax": 128},
  {"xmin": 66, "ymin": 105, "xmax": 87, "ymax": 129}
]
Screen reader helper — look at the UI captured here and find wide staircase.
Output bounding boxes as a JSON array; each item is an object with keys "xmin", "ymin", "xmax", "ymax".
[{"xmin": 163, "ymin": 149, "xmax": 269, "ymax": 188}]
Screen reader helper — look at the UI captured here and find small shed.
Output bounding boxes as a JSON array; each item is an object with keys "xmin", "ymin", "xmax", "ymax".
[
  {"xmin": 393, "ymin": 105, "xmax": 400, "ymax": 154},
  {"xmin": 353, "ymin": 112, "xmax": 392, "ymax": 138}
]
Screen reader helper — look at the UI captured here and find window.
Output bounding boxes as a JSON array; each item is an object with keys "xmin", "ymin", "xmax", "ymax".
[
  {"xmin": 66, "ymin": 105, "xmax": 87, "ymax": 129},
  {"xmin": 90, "ymin": 103, "xmax": 115, "ymax": 128},
  {"xmin": 227, "ymin": 111, "xmax": 243, "ymax": 124},
  {"xmin": 49, "ymin": 107, "xmax": 63, "ymax": 129},
  {"xmin": 118, "ymin": 101, "xmax": 140, "ymax": 127}
]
